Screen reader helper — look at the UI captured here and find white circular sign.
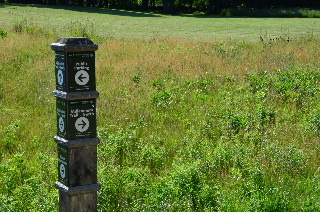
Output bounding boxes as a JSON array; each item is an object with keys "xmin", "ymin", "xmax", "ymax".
[
  {"xmin": 57, "ymin": 70, "xmax": 63, "ymax": 85},
  {"xmin": 75, "ymin": 70, "xmax": 89, "ymax": 85},
  {"xmin": 60, "ymin": 164, "xmax": 66, "ymax": 179},
  {"xmin": 75, "ymin": 117, "xmax": 89, "ymax": 132},
  {"xmin": 59, "ymin": 117, "xmax": 64, "ymax": 132}
]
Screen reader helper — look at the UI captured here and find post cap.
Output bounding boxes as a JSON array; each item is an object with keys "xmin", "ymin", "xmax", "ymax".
[{"xmin": 51, "ymin": 37, "xmax": 98, "ymax": 52}]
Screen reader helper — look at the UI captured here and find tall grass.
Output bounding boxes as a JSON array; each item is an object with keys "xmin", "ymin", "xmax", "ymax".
[{"xmin": 1, "ymin": 21, "xmax": 320, "ymax": 211}]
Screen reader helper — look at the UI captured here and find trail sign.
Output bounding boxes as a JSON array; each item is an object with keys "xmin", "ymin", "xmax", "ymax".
[
  {"xmin": 58, "ymin": 145, "xmax": 68, "ymax": 186},
  {"xmin": 54, "ymin": 52, "xmax": 96, "ymax": 92},
  {"xmin": 56, "ymin": 98, "xmax": 96, "ymax": 140},
  {"xmin": 56, "ymin": 142, "xmax": 98, "ymax": 187},
  {"xmin": 52, "ymin": 37, "xmax": 100, "ymax": 212},
  {"xmin": 55, "ymin": 53, "xmax": 66, "ymax": 90},
  {"xmin": 52, "ymin": 37, "xmax": 98, "ymax": 94}
]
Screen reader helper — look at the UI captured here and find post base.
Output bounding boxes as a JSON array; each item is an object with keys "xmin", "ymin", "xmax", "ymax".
[{"xmin": 56, "ymin": 182, "xmax": 101, "ymax": 212}]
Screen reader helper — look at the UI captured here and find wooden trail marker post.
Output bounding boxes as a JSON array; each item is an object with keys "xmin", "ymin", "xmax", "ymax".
[{"xmin": 51, "ymin": 37, "xmax": 100, "ymax": 212}]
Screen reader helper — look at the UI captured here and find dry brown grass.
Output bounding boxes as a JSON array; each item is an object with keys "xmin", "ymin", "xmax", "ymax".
[
  {"xmin": 1, "ymin": 28, "xmax": 320, "ymax": 211},
  {"xmin": 96, "ymin": 36, "xmax": 320, "ymax": 87},
  {"xmin": 93, "ymin": 36, "xmax": 320, "ymax": 133},
  {"xmin": 0, "ymin": 30, "xmax": 318, "ymax": 152}
]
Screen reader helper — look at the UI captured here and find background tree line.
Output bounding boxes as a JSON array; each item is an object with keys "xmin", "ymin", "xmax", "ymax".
[{"xmin": 2, "ymin": 0, "xmax": 320, "ymax": 15}]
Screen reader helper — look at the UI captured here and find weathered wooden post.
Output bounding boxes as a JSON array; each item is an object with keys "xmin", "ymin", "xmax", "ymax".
[{"xmin": 51, "ymin": 37, "xmax": 100, "ymax": 212}]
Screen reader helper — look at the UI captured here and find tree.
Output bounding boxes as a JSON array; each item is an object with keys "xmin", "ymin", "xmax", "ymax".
[
  {"xmin": 142, "ymin": 0, "xmax": 148, "ymax": 10},
  {"xmin": 59, "ymin": 0, "xmax": 69, "ymax": 5},
  {"xmin": 163, "ymin": 0, "xmax": 174, "ymax": 14},
  {"xmin": 87, "ymin": 0, "xmax": 96, "ymax": 7},
  {"xmin": 98, "ymin": 0, "xmax": 108, "ymax": 8},
  {"xmin": 78, "ymin": 0, "xmax": 84, "ymax": 6},
  {"xmin": 47, "ymin": 0, "xmax": 57, "ymax": 5}
]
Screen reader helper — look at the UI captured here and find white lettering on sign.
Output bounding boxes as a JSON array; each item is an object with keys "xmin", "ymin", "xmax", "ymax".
[
  {"xmin": 75, "ymin": 62, "xmax": 90, "ymax": 71},
  {"xmin": 75, "ymin": 66, "xmax": 89, "ymax": 70},
  {"xmin": 56, "ymin": 61, "xmax": 65, "ymax": 70},
  {"xmin": 59, "ymin": 117, "xmax": 64, "ymax": 132},
  {"xmin": 59, "ymin": 154, "xmax": 66, "ymax": 162},
  {"xmin": 58, "ymin": 158, "xmax": 67, "ymax": 165},
  {"xmin": 57, "ymin": 109, "xmax": 66, "ymax": 118},
  {"xmin": 70, "ymin": 108, "xmax": 94, "ymax": 118},
  {"xmin": 56, "ymin": 61, "xmax": 64, "ymax": 66},
  {"xmin": 70, "ymin": 100, "xmax": 93, "ymax": 105},
  {"xmin": 75, "ymin": 117, "xmax": 89, "ymax": 132}
]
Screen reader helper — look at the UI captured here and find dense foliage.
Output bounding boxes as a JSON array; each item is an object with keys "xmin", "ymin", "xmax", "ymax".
[
  {"xmin": 3, "ymin": 0, "xmax": 320, "ymax": 14},
  {"xmin": 1, "ymin": 10, "xmax": 320, "ymax": 210}
]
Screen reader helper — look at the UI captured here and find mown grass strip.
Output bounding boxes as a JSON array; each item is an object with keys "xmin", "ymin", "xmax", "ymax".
[{"xmin": 0, "ymin": 3, "xmax": 320, "ymax": 41}]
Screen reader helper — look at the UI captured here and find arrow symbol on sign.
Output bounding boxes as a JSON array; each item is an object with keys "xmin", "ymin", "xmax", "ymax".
[
  {"xmin": 78, "ymin": 119, "xmax": 86, "ymax": 129},
  {"xmin": 75, "ymin": 117, "xmax": 89, "ymax": 132},
  {"xmin": 78, "ymin": 73, "xmax": 87, "ymax": 83},
  {"xmin": 75, "ymin": 70, "xmax": 89, "ymax": 85}
]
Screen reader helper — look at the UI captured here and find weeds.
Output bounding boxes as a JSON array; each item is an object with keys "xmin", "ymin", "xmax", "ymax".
[
  {"xmin": 65, "ymin": 19, "xmax": 99, "ymax": 39},
  {"xmin": 0, "ymin": 29, "xmax": 7, "ymax": 38},
  {"xmin": 273, "ymin": 68, "xmax": 319, "ymax": 105},
  {"xmin": 131, "ymin": 74, "xmax": 142, "ymax": 87},
  {"xmin": 307, "ymin": 108, "xmax": 320, "ymax": 133},
  {"xmin": 1, "ymin": 120, "xmax": 20, "ymax": 154},
  {"xmin": 13, "ymin": 18, "xmax": 49, "ymax": 36},
  {"xmin": 2, "ymin": 31, "xmax": 320, "ymax": 211}
]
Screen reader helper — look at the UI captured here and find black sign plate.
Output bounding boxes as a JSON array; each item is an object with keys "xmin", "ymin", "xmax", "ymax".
[
  {"xmin": 67, "ymin": 52, "xmax": 96, "ymax": 92},
  {"xmin": 55, "ymin": 52, "xmax": 96, "ymax": 92},
  {"xmin": 55, "ymin": 52, "xmax": 66, "ymax": 91},
  {"xmin": 58, "ymin": 145, "xmax": 68, "ymax": 186},
  {"xmin": 56, "ymin": 99, "xmax": 97, "ymax": 140}
]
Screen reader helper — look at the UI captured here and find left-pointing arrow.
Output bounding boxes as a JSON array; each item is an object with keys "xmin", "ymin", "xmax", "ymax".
[
  {"xmin": 75, "ymin": 70, "xmax": 89, "ymax": 85},
  {"xmin": 78, "ymin": 73, "xmax": 87, "ymax": 82}
]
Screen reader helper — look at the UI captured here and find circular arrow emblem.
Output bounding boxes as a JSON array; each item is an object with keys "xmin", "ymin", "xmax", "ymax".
[
  {"xmin": 75, "ymin": 70, "xmax": 89, "ymax": 85},
  {"xmin": 57, "ymin": 70, "xmax": 64, "ymax": 85},
  {"xmin": 60, "ymin": 164, "xmax": 66, "ymax": 179},
  {"xmin": 59, "ymin": 117, "xmax": 64, "ymax": 132},
  {"xmin": 75, "ymin": 117, "xmax": 89, "ymax": 132}
]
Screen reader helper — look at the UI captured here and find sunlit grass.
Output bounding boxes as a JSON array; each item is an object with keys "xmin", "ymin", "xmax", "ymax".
[
  {"xmin": 1, "ymin": 3, "xmax": 320, "ymax": 42},
  {"xmin": 1, "ymin": 13, "xmax": 320, "ymax": 211}
]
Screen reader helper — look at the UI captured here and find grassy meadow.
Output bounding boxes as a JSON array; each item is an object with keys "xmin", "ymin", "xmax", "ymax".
[
  {"xmin": 1, "ymin": 4, "xmax": 320, "ymax": 211},
  {"xmin": 1, "ymin": 3, "xmax": 320, "ymax": 41}
]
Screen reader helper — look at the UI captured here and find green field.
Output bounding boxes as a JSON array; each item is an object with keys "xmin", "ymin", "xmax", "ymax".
[
  {"xmin": 1, "ymin": 3, "xmax": 320, "ymax": 41},
  {"xmin": 1, "ymin": 4, "xmax": 320, "ymax": 212}
]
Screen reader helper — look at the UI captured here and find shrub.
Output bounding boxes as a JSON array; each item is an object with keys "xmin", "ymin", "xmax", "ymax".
[
  {"xmin": 0, "ymin": 29, "xmax": 7, "ymax": 38},
  {"xmin": 221, "ymin": 8, "xmax": 320, "ymax": 18}
]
